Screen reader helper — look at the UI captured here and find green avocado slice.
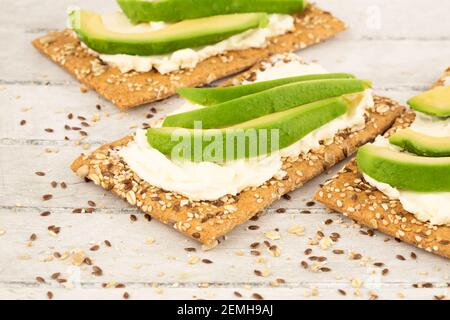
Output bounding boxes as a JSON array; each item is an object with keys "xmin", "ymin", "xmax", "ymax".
[
  {"xmin": 69, "ymin": 10, "xmax": 269, "ymax": 56},
  {"xmin": 407, "ymin": 86, "xmax": 450, "ymax": 117},
  {"xmin": 177, "ymin": 73, "xmax": 356, "ymax": 106},
  {"xmin": 163, "ymin": 79, "xmax": 371, "ymax": 129},
  {"xmin": 147, "ymin": 95, "xmax": 358, "ymax": 162},
  {"xmin": 357, "ymin": 144, "xmax": 450, "ymax": 192},
  {"xmin": 389, "ymin": 129, "xmax": 450, "ymax": 157},
  {"xmin": 117, "ymin": 0, "xmax": 308, "ymax": 23}
]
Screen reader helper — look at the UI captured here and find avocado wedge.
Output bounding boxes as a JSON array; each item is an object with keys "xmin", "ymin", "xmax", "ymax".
[
  {"xmin": 407, "ymin": 86, "xmax": 450, "ymax": 117},
  {"xmin": 389, "ymin": 129, "xmax": 450, "ymax": 157},
  {"xmin": 357, "ymin": 144, "xmax": 450, "ymax": 192},
  {"xmin": 178, "ymin": 73, "xmax": 356, "ymax": 106},
  {"xmin": 164, "ymin": 79, "xmax": 371, "ymax": 129},
  {"xmin": 118, "ymin": 0, "xmax": 308, "ymax": 23},
  {"xmin": 147, "ymin": 95, "xmax": 359, "ymax": 162},
  {"xmin": 70, "ymin": 10, "xmax": 269, "ymax": 55}
]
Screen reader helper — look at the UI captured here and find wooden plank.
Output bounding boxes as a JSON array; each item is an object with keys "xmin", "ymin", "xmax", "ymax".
[
  {"xmin": 0, "ymin": 286, "xmax": 447, "ymax": 300},
  {"xmin": 0, "ymin": 209, "xmax": 448, "ymax": 288}
]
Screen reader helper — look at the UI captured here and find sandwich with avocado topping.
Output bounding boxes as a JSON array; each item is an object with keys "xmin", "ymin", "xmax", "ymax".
[
  {"xmin": 70, "ymin": 54, "xmax": 405, "ymax": 248},
  {"xmin": 32, "ymin": 0, "xmax": 347, "ymax": 110},
  {"xmin": 316, "ymin": 68, "xmax": 450, "ymax": 259}
]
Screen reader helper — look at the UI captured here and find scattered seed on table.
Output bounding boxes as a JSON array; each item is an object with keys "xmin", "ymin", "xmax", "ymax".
[
  {"xmin": 35, "ymin": 172, "xmax": 45, "ymax": 176},
  {"xmin": 20, "ymin": 120, "xmax": 26, "ymax": 126},
  {"xmin": 51, "ymin": 273, "xmax": 60, "ymax": 280},
  {"xmin": 42, "ymin": 194, "xmax": 53, "ymax": 201},
  {"xmin": 306, "ymin": 201, "xmax": 315, "ymax": 207},
  {"xmin": 374, "ymin": 262, "xmax": 384, "ymax": 267},
  {"xmin": 47, "ymin": 291, "xmax": 53, "ymax": 300},
  {"xmin": 44, "ymin": 128, "xmax": 54, "ymax": 133},
  {"xmin": 92, "ymin": 266, "xmax": 103, "ymax": 276},
  {"xmin": 29, "ymin": 233, "xmax": 37, "ymax": 241},
  {"xmin": 36, "ymin": 276, "xmax": 45, "ymax": 284},
  {"xmin": 234, "ymin": 291, "xmax": 242, "ymax": 298},
  {"xmin": 382, "ymin": 268, "xmax": 389, "ymax": 276},
  {"xmin": 282, "ymin": 194, "xmax": 291, "ymax": 201},
  {"xmin": 104, "ymin": 240, "xmax": 112, "ymax": 247},
  {"xmin": 123, "ymin": 292, "xmax": 130, "ymax": 299},
  {"xmin": 252, "ymin": 293, "xmax": 264, "ymax": 300},
  {"xmin": 130, "ymin": 215, "xmax": 137, "ymax": 222},
  {"xmin": 88, "ymin": 200, "xmax": 96, "ymax": 207},
  {"xmin": 396, "ymin": 255, "xmax": 406, "ymax": 261},
  {"xmin": 51, "ymin": 181, "xmax": 58, "ymax": 188},
  {"xmin": 90, "ymin": 245, "xmax": 100, "ymax": 251},
  {"xmin": 338, "ymin": 289, "xmax": 346, "ymax": 296}
]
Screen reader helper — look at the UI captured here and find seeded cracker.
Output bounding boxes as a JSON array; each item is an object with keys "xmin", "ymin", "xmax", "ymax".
[
  {"xmin": 71, "ymin": 60, "xmax": 405, "ymax": 248},
  {"xmin": 315, "ymin": 70, "xmax": 450, "ymax": 259},
  {"xmin": 32, "ymin": 5, "xmax": 345, "ymax": 110}
]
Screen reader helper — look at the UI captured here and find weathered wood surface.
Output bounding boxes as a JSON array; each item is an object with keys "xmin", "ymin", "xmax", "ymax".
[{"xmin": 0, "ymin": 0, "xmax": 449, "ymax": 300}]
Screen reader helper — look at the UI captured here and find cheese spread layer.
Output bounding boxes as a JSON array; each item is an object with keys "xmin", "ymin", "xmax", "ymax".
[{"xmin": 73, "ymin": 11, "xmax": 295, "ymax": 74}]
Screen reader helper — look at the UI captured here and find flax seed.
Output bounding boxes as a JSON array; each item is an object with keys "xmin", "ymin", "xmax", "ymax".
[
  {"xmin": 36, "ymin": 276, "xmax": 46, "ymax": 284},
  {"xmin": 252, "ymin": 293, "xmax": 264, "ymax": 300}
]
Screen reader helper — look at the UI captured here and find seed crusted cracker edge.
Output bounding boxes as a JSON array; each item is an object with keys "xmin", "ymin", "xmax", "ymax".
[
  {"xmin": 71, "ymin": 96, "xmax": 404, "ymax": 248},
  {"xmin": 32, "ymin": 5, "xmax": 345, "ymax": 110},
  {"xmin": 314, "ymin": 75, "xmax": 450, "ymax": 259}
]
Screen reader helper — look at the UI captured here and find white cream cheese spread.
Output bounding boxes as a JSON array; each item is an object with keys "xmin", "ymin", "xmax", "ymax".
[
  {"xmin": 362, "ymin": 111, "xmax": 450, "ymax": 226},
  {"xmin": 118, "ymin": 57, "xmax": 374, "ymax": 201},
  {"xmin": 72, "ymin": 10, "xmax": 295, "ymax": 74}
]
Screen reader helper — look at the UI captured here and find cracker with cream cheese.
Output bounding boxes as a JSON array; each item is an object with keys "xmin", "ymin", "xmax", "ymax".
[
  {"xmin": 33, "ymin": 5, "xmax": 345, "ymax": 110},
  {"xmin": 70, "ymin": 62, "xmax": 405, "ymax": 248},
  {"xmin": 315, "ymin": 70, "xmax": 450, "ymax": 259}
]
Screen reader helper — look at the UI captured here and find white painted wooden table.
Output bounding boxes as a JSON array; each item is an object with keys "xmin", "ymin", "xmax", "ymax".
[{"xmin": 0, "ymin": 0, "xmax": 449, "ymax": 300}]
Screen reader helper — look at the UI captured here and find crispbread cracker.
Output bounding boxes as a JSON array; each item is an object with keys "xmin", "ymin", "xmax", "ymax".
[
  {"xmin": 32, "ymin": 5, "xmax": 345, "ymax": 110},
  {"xmin": 315, "ymin": 73, "xmax": 450, "ymax": 259},
  {"xmin": 71, "ymin": 96, "xmax": 404, "ymax": 247}
]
